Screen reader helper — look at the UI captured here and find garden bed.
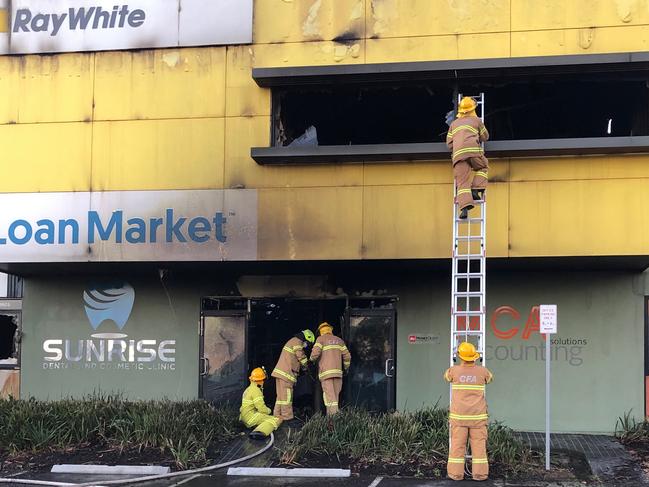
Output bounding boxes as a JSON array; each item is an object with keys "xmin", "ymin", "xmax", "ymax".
[
  {"xmin": 0, "ymin": 397, "xmax": 242, "ymax": 475},
  {"xmin": 277, "ymin": 408, "xmax": 592, "ymax": 482}
]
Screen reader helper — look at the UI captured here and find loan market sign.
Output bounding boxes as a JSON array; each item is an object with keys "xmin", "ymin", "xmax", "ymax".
[
  {"xmin": 0, "ymin": 189, "xmax": 258, "ymax": 262},
  {"xmin": 0, "ymin": 0, "xmax": 252, "ymax": 54}
]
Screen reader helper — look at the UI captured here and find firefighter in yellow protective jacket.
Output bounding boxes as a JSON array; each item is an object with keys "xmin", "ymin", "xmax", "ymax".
[
  {"xmin": 272, "ymin": 330, "xmax": 315, "ymax": 421},
  {"xmin": 309, "ymin": 322, "xmax": 351, "ymax": 415},
  {"xmin": 444, "ymin": 342, "xmax": 494, "ymax": 481},
  {"xmin": 446, "ymin": 97, "xmax": 490, "ymax": 220},
  {"xmin": 240, "ymin": 367, "xmax": 281, "ymax": 440}
]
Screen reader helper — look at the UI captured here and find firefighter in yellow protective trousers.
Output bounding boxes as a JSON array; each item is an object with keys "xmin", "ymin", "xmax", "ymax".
[
  {"xmin": 310, "ymin": 322, "xmax": 351, "ymax": 415},
  {"xmin": 240, "ymin": 367, "xmax": 281, "ymax": 440},
  {"xmin": 446, "ymin": 97, "xmax": 490, "ymax": 220},
  {"xmin": 444, "ymin": 342, "xmax": 494, "ymax": 481},
  {"xmin": 272, "ymin": 330, "xmax": 315, "ymax": 421}
]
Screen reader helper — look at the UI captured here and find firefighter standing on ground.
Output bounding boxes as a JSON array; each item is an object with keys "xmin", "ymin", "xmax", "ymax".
[
  {"xmin": 444, "ymin": 341, "xmax": 494, "ymax": 481},
  {"xmin": 446, "ymin": 97, "xmax": 490, "ymax": 219},
  {"xmin": 272, "ymin": 329, "xmax": 315, "ymax": 421},
  {"xmin": 240, "ymin": 367, "xmax": 281, "ymax": 440},
  {"xmin": 309, "ymin": 322, "xmax": 351, "ymax": 415}
]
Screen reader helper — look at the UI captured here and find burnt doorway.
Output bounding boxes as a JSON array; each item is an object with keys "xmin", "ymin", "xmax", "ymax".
[
  {"xmin": 343, "ymin": 299, "xmax": 397, "ymax": 412},
  {"xmin": 199, "ymin": 298, "xmax": 248, "ymax": 405},
  {"xmin": 247, "ymin": 297, "xmax": 347, "ymax": 416}
]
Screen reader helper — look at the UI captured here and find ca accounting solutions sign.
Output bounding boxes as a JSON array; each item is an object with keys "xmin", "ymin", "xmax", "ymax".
[
  {"xmin": 0, "ymin": 0, "xmax": 252, "ymax": 54},
  {"xmin": 42, "ymin": 281, "xmax": 177, "ymax": 372},
  {"xmin": 0, "ymin": 189, "xmax": 258, "ymax": 262}
]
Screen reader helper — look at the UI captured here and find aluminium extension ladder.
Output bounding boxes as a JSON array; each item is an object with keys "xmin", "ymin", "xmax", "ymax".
[
  {"xmin": 449, "ymin": 92, "xmax": 487, "ymax": 476},
  {"xmin": 449, "ymin": 92, "xmax": 486, "ymax": 367}
]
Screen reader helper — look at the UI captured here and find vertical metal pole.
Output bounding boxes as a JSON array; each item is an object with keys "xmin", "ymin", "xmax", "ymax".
[{"xmin": 545, "ymin": 332, "xmax": 551, "ymax": 470}]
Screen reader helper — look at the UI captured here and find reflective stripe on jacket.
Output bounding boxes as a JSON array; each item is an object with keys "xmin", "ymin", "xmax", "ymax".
[
  {"xmin": 444, "ymin": 363, "xmax": 493, "ymax": 426},
  {"xmin": 446, "ymin": 115, "xmax": 489, "ymax": 164},
  {"xmin": 239, "ymin": 382, "xmax": 271, "ymax": 427},
  {"xmin": 271, "ymin": 337, "xmax": 307, "ymax": 383},
  {"xmin": 310, "ymin": 334, "xmax": 351, "ymax": 380}
]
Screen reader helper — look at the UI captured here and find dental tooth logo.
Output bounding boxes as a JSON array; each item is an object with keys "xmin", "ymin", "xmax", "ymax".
[{"xmin": 83, "ymin": 282, "xmax": 135, "ymax": 332}]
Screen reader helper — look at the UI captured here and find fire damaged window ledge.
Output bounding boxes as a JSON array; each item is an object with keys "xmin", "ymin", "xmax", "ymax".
[{"xmin": 251, "ymin": 137, "xmax": 649, "ymax": 165}]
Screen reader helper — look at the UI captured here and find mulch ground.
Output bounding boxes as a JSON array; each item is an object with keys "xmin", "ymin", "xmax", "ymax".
[
  {"xmin": 0, "ymin": 441, "xmax": 227, "ymax": 476},
  {"xmin": 276, "ymin": 449, "xmax": 595, "ymax": 482},
  {"xmin": 620, "ymin": 437, "xmax": 649, "ymax": 479}
]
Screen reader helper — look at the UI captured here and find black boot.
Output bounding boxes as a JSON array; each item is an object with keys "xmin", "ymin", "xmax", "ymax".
[
  {"xmin": 249, "ymin": 431, "xmax": 267, "ymax": 440},
  {"xmin": 472, "ymin": 189, "xmax": 485, "ymax": 201},
  {"xmin": 459, "ymin": 207, "xmax": 470, "ymax": 220}
]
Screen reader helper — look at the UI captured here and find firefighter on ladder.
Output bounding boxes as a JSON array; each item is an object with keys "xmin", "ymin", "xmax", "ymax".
[
  {"xmin": 240, "ymin": 367, "xmax": 281, "ymax": 440},
  {"xmin": 309, "ymin": 322, "xmax": 351, "ymax": 415},
  {"xmin": 444, "ymin": 341, "xmax": 494, "ymax": 481},
  {"xmin": 446, "ymin": 97, "xmax": 490, "ymax": 220},
  {"xmin": 272, "ymin": 329, "xmax": 315, "ymax": 422}
]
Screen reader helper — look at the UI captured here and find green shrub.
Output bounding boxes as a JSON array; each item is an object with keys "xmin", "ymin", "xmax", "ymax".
[
  {"xmin": 615, "ymin": 410, "xmax": 649, "ymax": 444},
  {"xmin": 0, "ymin": 396, "xmax": 240, "ymax": 468},
  {"xmin": 279, "ymin": 408, "xmax": 534, "ymax": 476}
]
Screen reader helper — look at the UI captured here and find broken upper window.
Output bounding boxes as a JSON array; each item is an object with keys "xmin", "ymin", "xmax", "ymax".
[
  {"xmin": 272, "ymin": 71, "xmax": 649, "ymax": 146},
  {"xmin": 0, "ymin": 315, "xmax": 18, "ymax": 363}
]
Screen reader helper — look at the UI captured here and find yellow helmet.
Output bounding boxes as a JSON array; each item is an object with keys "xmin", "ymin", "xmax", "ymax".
[
  {"xmin": 302, "ymin": 329, "xmax": 316, "ymax": 344},
  {"xmin": 317, "ymin": 322, "xmax": 333, "ymax": 335},
  {"xmin": 249, "ymin": 367, "xmax": 267, "ymax": 382},
  {"xmin": 457, "ymin": 342, "xmax": 480, "ymax": 362},
  {"xmin": 457, "ymin": 97, "xmax": 477, "ymax": 115}
]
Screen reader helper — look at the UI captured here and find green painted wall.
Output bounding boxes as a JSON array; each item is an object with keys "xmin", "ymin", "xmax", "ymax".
[
  {"xmin": 20, "ymin": 269, "xmax": 645, "ymax": 433},
  {"xmin": 21, "ymin": 276, "xmax": 202, "ymax": 400},
  {"xmin": 391, "ymin": 270, "xmax": 645, "ymax": 434}
]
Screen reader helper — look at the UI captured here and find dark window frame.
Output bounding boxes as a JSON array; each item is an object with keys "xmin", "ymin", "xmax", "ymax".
[{"xmin": 251, "ymin": 52, "xmax": 649, "ymax": 165}]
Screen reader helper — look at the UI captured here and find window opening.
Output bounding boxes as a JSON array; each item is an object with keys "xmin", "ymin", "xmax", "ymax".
[{"xmin": 273, "ymin": 71, "xmax": 649, "ymax": 147}]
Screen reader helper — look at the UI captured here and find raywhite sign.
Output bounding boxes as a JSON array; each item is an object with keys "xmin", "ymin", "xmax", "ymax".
[
  {"xmin": 539, "ymin": 304, "xmax": 557, "ymax": 334},
  {"xmin": 0, "ymin": 0, "xmax": 252, "ymax": 54},
  {"xmin": 0, "ymin": 189, "xmax": 258, "ymax": 262}
]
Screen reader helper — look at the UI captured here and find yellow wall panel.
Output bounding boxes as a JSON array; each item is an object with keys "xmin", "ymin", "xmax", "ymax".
[
  {"xmin": 458, "ymin": 33, "xmax": 511, "ymax": 59},
  {"xmin": 363, "ymin": 183, "xmax": 509, "ymax": 259},
  {"xmin": 258, "ymin": 187, "xmax": 363, "ymax": 260},
  {"xmin": 252, "ymin": 40, "xmax": 365, "ymax": 67},
  {"xmin": 366, "ymin": 0, "xmax": 510, "ymax": 38},
  {"xmin": 362, "ymin": 184, "xmax": 453, "ymax": 259},
  {"xmin": 91, "ymin": 119, "xmax": 224, "ymax": 191},
  {"xmin": 0, "ymin": 123, "xmax": 91, "ymax": 192},
  {"xmin": 512, "ymin": 0, "xmax": 649, "ymax": 31},
  {"xmin": 366, "ymin": 35, "xmax": 458, "ymax": 63},
  {"xmin": 225, "ymin": 116, "xmax": 363, "ymax": 189},
  {"xmin": 254, "ymin": 0, "xmax": 365, "ymax": 44},
  {"xmin": 0, "ymin": 54, "xmax": 93, "ymax": 124},
  {"xmin": 94, "ymin": 48, "xmax": 226, "ymax": 121},
  {"xmin": 367, "ymin": 32, "xmax": 510, "ymax": 63},
  {"xmin": 363, "ymin": 159, "xmax": 509, "ymax": 186},
  {"xmin": 510, "ymin": 155, "xmax": 649, "ymax": 182},
  {"xmin": 226, "ymin": 46, "xmax": 270, "ymax": 117},
  {"xmin": 512, "ymin": 25, "xmax": 649, "ymax": 56},
  {"xmin": 510, "ymin": 179, "xmax": 649, "ymax": 256}
]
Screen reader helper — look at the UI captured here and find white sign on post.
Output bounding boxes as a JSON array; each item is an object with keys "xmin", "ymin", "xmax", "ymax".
[
  {"xmin": 539, "ymin": 304, "xmax": 557, "ymax": 471},
  {"xmin": 540, "ymin": 305, "xmax": 557, "ymax": 334}
]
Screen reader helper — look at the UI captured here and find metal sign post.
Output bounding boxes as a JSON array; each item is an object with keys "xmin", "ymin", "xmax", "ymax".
[{"xmin": 540, "ymin": 304, "xmax": 557, "ymax": 471}]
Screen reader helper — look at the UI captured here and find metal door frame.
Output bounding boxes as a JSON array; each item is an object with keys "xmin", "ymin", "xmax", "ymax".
[
  {"xmin": 199, "ymin": 298, "xmax": 250, "ymax": 400},
  {"xmin": 344, "ymin": 306, "xmax": 397, "ymax": 411}
]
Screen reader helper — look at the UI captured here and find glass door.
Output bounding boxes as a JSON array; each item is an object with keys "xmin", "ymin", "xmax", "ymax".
[
  {"xmin": 200, "ymin": 311, "xmax": 247, "ymax": 404},
  {"xmin": 344, "ymin": 308, "xmax": 396, "ymax": 411}
]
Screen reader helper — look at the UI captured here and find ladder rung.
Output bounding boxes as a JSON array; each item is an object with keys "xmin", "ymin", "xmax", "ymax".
[
  {"xmin": 452, "ymin": 330, "xmax": 485, "ymax": 336},
  {"xmin": 454, "ymin": 253, "xmax": 484, "ymax": 258},
  {"xmin": 452, "ymin": 310, "xmax": 484, "ymax": 316},
  {"xmin": 454, "ymin": 272, "xmax": 484, "ymax": 277},
  {"xmin": 455, "ymin": 236, "xmax": 483, "ymax": 241},
  {"xmin": 454, "ymin": 291, "xmax": 483, "ymax": 297},
  {"xmin": 456, "ymin": 218, "xmax": 484, "ymax": 223}
]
